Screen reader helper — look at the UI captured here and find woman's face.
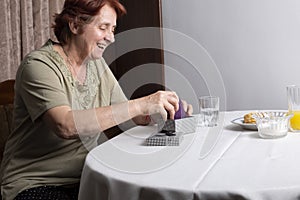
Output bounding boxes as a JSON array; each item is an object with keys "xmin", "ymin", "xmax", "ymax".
[{"xmin": 75, "ymin": 4, "xmax": 117, "ymax": 61}]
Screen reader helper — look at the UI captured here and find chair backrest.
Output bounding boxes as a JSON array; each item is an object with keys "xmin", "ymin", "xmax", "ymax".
[
  {"xmin": 0, "ymin": 79, "xmax": 15, "ymax": 165},
  {"xmin": 0, "ymin": 79, "xmax": 15, "ymax": 105}
]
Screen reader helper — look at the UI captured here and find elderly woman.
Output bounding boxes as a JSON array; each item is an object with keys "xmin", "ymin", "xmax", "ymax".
[{"xmin": 0, "ymin": 0, "xmax": 192, "ymax": 199}]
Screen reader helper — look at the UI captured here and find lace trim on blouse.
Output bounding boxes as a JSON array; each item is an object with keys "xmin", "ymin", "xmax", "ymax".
[{"xmin": 44, "ymin": 40, "xmax": 99, "ymax": 110}]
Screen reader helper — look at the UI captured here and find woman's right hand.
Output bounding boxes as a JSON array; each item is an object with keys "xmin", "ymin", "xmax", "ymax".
[{"xmin": 135, "ymin": 91, "xmax": 179, "ymax": 121}]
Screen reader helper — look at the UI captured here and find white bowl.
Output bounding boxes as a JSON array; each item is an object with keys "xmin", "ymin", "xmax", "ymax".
[{"xmin": 252, "ymin": 112, "xmax": 293, "ymax": 139}]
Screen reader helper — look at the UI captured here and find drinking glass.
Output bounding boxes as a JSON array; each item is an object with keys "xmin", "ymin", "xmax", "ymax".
[
  {"xmin": 198, "ymin": 96, "xmax": 219, "ymax": 127},
  {"xmin": 287, "ymin": 85, "xmax": 300, "ymax": 132}
]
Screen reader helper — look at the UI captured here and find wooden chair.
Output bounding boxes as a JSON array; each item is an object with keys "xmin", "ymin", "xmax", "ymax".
[
  {"xmin": 0, "ymin": 79, "xmax": 15, "ymax": 105},
  {"xmin": 0, "ymin": 79, "xmax": 15, "ymax": 166}
]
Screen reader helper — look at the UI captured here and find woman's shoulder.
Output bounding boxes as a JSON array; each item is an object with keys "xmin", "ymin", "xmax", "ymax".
[
  {"xmin": 23, "ymin": 39, "xmax": 60, "ymax": 64},
  {"xmin": 23, "ymin": 40, "xmax": 53, "ymax": 60}
]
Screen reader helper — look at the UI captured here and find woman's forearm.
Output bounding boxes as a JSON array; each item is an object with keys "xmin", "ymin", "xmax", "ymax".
[{"xmin": 43, "ymin": 91, "xmax": 179, "ymax": 139}]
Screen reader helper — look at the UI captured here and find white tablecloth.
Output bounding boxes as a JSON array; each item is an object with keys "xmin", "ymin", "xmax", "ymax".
[{"xmin": 78, "ymin": 111, "xmax": 300, "ymax": 200}]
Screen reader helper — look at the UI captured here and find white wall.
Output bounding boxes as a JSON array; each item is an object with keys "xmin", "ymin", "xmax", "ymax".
[{"xmin": 162, "ymin": 0, "xmax": 300, "ymax": 112}]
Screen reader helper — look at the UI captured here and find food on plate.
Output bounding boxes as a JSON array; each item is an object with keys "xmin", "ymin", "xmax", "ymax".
[
  {"xmin": 244, "ymin": 112, "xmax": 268, "ymax": 124},
  {"xmin": 244, "ymin": 113, "xmax": 256, "ymax": 124}
]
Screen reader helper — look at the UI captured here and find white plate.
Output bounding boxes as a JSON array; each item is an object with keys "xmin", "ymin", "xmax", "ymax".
[{"xmin": 231, "ymin": 117, "xmax": 257, "ymax": 130}]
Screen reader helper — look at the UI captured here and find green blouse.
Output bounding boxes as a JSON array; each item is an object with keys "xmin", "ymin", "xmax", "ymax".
[{"xmin": 0, "ymin": 40, "xmax": 127, "ymax": 200}]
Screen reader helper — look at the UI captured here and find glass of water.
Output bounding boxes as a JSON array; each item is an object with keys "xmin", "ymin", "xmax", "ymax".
[{"xmin": 198, "ymin": 96, "xmax": 219, "ymax": 127}]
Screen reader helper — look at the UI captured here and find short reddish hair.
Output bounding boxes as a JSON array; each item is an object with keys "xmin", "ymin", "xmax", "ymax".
[{"xmin": 53, "ymin": 0, "xmax": 126, "ymax": 45}]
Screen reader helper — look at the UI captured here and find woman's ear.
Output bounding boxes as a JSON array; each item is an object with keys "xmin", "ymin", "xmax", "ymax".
[{"xmin": 69, "ymin": 21, "xmax": 80, "ymax": 34}]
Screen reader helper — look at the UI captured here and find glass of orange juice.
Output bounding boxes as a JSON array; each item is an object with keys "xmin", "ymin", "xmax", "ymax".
[{"xmin": 287, "ymin": 85, "xmax": 300, "ymax": 132}]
